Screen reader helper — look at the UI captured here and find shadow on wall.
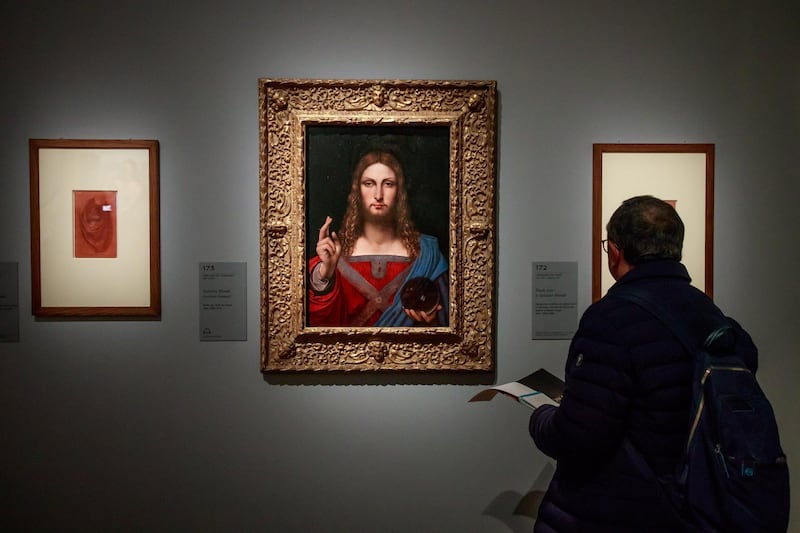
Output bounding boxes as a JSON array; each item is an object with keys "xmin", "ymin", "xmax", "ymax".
[{"xmin": 482, "ymin": 461, "xmax": 555, "ymax": 532}]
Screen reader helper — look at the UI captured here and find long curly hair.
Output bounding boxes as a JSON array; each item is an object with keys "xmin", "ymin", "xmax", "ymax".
[{"xmin": 338, "ymin": 149, "xmax": 420, "ymax": 258}]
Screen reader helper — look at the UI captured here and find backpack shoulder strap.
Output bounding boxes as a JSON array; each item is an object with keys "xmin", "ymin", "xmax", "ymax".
[
  {"xmin": 611, "ymin": 285, "xmax": 730, "ymax": 355},
  {"xmin": 611, "ymin": 285, "xmax": 695, "ymax": 352}
]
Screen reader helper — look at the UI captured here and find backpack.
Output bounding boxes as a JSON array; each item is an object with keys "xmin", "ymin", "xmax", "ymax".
[{"xmin": 614, "ymin": 286, "xmax": 790, "ymax": 533}]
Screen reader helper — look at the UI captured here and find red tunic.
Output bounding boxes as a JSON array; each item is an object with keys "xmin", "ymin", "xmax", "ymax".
[{"xmin": 308, "ymin": 255, "xmax": 411, "ymax": 326}]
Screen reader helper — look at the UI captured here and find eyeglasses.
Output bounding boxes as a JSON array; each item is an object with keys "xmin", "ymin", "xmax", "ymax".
[{"xmin": 601, "ymin": 239, "xmax": 611, "ymax": 253}]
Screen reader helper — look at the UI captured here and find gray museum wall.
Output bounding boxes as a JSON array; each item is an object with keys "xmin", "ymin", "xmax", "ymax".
[{"xmin": 1, "ymin": 1, "xmax": 797, "ymax": 531}]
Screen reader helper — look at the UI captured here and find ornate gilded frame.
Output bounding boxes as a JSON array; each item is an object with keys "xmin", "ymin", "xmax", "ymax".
[{"xmin": 259, "ymin": 78, "xmax": 497, "ymax": 372}]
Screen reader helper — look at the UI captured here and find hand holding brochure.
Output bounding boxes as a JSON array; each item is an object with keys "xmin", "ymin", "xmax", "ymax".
[{"xmin": 469, "ymin": 368, "xmax": 565, "ymax": 410}]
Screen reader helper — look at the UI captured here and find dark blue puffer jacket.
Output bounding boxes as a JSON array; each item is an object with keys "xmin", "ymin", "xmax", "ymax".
[{"xmin": 529, "ymin": 260, "xmax": 757, "ymax": 533}]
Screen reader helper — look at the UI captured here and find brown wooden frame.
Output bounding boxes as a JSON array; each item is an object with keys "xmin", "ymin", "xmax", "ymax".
[
  {"xmin": 592, "ymin": 143, "xmax": 714, "ymax": 301},
  {"xmin": 29, "ymin": 139, "xmax": 161, "ymax": 318},
  {"xmin": 259, "ymin": 78, "xmax": 498, "ymax": 372}
]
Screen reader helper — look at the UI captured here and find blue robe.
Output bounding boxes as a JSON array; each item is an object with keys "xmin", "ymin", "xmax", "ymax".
[{"xmin": 374, "ymin": 234, "xmax": 448, "ymax": 327}]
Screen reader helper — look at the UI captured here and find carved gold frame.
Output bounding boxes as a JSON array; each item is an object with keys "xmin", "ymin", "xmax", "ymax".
[{"xmin": 259, "ymin": 78, "xmax": 497, "ymax": 372}]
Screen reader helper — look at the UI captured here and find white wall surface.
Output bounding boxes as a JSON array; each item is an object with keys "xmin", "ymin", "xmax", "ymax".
[{"xmin": 1, "ymin": 1, "xmax": 798, "ymax": 531}]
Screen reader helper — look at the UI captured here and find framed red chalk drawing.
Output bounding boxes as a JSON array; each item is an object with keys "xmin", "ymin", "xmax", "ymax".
[{"xmin": 29, "ymin": 139, "xmax": 161, "ymax": 318}]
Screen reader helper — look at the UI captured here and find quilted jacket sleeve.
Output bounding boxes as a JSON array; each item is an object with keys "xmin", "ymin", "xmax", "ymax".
[{"xmin": 529, "ymin": 301, "xmax": 634, "ymax": 465}]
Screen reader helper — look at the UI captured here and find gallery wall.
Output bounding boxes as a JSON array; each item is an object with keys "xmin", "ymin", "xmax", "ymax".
[{"xmin": 2, "ymin": 1, "xmax": 798, "ymax": 531}]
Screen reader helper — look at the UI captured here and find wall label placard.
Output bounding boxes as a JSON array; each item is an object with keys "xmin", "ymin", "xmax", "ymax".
[
  {"xmin": 0, "ymin": 262, "xmax": 20, "ymax": 342},
  {"xmin": 199, "ymin": 262, "xmax": 246, "ymax": 341},
  {"xmin": 532, "ymin": 261, "xmax": 577, "ymax": 340}
]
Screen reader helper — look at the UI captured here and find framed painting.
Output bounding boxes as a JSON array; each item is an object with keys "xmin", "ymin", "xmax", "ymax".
[
  {"xmin": 592, "ymin": 143, "xmax": 714, "ymax": 301},
  {"xmin": 29, "ymin": 139, "xmax": 161, "ymax": 318},
  {"xmin": 259, "ymin": 78, "xmax": 497, "ymax": 372}
]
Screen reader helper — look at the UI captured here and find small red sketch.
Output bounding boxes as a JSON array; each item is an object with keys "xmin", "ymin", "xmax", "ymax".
[{"xmin": 74, "ymin": 190, "xmax": 117, "ymax": 258}]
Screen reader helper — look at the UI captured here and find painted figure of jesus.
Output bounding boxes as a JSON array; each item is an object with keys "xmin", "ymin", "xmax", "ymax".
[{"xmin": 308, "ymin": 149, "xmax": 449, "ymax": 327}]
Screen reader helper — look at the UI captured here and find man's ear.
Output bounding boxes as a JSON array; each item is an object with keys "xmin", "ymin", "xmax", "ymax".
[
  {"xmin": 607, "ymin": 242, "xmax": 620, "ymax": 278},
  {"xmin": 608, "ymin": 241, "xmax": 620, "ymax": 260},
  {"xmin": 608, "ymin": 242, "xmax": 632, "ymax": 280}
]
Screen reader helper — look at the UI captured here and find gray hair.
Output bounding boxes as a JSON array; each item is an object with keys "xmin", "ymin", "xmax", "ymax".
[{"xmin": 606, "ymin": 195, "xmax": 684, "ymax": 264}]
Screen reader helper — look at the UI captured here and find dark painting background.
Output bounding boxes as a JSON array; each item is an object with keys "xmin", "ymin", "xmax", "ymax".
[{"xmin": 305, "ymin": 125, "xmax": 450, "ymax": 262}]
